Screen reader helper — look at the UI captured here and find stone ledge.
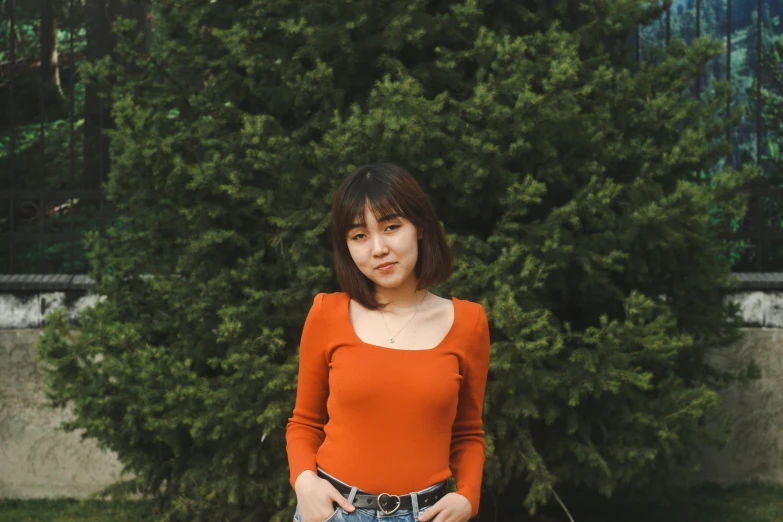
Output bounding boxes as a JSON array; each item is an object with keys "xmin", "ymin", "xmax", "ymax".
[
  {"xmin": 729, "ymin": 272, "xmax": 783, "ymax": 290},
  {"xmin": 1, "ymin": 272, "xmax": 781, "ymax": 292},
  {"xmin": 0, "ymin": 274, "xmax": 95, "ymax": 292}
]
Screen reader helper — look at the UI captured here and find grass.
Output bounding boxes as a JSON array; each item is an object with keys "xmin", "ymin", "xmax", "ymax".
[
  {"xmin": 547, "ymin": 483, "xmax": 783, "ymax": 522},
  {"xmin": 1, "ymin": 484, "xmax": 783, "ymax": 522},
  {"xmin": 0, "ymin": 499, "xmax": 151, "ymax": 522}
]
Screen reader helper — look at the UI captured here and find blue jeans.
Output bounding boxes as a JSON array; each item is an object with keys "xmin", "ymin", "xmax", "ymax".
[{"xmin": 293, "ymin": 466, "xmax": 443, "ymax": 522}]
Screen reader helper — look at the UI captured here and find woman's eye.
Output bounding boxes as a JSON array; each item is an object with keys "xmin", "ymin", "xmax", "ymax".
[{"xmin": 350, "ymin": 225, "xmax": 400, "ymax": 241}]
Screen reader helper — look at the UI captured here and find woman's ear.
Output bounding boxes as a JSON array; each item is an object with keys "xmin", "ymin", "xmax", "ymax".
[{"xmin": 417, "ymin": 227, "xmax": 424, "ymax": 240}]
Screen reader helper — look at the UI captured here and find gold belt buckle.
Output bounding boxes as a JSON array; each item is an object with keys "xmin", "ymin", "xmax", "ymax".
[{"xmin": 376, "ymin": 492, "xmax": 401, "ymax": 514}]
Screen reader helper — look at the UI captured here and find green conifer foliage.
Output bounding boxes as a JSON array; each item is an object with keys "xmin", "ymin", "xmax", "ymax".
[{"xmin": 36, "ymin": 1, "xmax": 756, "ymax": 519}]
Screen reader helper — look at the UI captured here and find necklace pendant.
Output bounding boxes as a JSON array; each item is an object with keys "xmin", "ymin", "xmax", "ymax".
[{"xmin": 390, "ymin": 338, "xmax": 395, "ymax": 343}]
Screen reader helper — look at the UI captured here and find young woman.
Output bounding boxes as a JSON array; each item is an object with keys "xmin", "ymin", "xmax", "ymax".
[{"xmin": 286, "ymin": 163, "xmax": 491, "ymax": 522}]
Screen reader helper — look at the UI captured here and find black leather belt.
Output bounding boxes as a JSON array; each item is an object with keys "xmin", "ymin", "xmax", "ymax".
[{"xmin": 317, "ymin": 469, "xmax": 447, "ymax": 515}]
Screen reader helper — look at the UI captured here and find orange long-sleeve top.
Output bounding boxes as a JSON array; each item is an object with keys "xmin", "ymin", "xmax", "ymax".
[{"xmin": 285, "ymin": 291, "xmax": 491, "ymax": 518}]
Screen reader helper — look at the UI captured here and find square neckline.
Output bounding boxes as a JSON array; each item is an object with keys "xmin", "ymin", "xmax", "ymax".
[{"xmin": 345, "ymin": 294, "xmax": 458, "ymax": 352}]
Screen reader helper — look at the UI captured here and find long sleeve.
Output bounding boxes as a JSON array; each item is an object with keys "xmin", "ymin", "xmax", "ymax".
[
  {"xmin": 450, "ymin": 305, "xmax": 491, "ymax": 518},
  {"xmin": 285, "ymin": 292, "xmax": 330, "ymax": 490}
]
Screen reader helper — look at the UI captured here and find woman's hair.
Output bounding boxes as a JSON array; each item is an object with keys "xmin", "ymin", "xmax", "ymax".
[{"xmin": 331, "ymin": 162, "xmax": 453, "ymax": 310}]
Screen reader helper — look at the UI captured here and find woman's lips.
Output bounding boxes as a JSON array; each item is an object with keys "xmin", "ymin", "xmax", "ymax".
[{"xmin": 377, "ymin": 263, "xmax": 396, "ymax": 271}]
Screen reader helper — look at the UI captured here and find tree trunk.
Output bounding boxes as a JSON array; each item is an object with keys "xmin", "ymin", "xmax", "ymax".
[
  {"xmin": 82, "ymin": 0, "xmax": 112, "ymax": 188},
  {"xmin": 40, "ymin": 0, "xmax": 64, "ymax": 98}
]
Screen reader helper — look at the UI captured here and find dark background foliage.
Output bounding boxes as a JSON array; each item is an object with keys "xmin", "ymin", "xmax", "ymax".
[{"xmin": 26, "ymin": 0, "xmax": 764, "ymax": 520}]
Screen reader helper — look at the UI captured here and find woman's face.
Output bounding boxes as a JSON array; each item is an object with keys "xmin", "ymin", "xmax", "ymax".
[{"xmin": 345, "ymin": 203, "xmax": 423, "ymax": 290}]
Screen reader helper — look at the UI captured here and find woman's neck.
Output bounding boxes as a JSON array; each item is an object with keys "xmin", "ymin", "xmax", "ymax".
[{"xmin": 373, "ymin": 285, "xmax": 429, "ymax": 314}]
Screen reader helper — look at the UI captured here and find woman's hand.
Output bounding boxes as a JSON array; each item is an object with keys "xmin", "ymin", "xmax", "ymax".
[
  {"xmin": 294, "ymin": 470, "xmax": 356, "ymax": 522},
  {"xmin": 417, "ymin": 492, "xmax": 472, "ymax": 522}
]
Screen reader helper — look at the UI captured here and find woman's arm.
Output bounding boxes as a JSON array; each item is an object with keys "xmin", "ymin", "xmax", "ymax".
[
  {"xmin": 285, "ymin": 292, "xmax": 330, "ymax": 489},
  {"xmin": 449, "ymin": 304, "xmax": 491, "ymax": 518}
]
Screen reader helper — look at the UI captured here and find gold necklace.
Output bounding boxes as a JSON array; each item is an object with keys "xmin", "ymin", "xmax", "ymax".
[{"xmin": 379, "ymin": 291, "xmax": 428, "ymax": 343}]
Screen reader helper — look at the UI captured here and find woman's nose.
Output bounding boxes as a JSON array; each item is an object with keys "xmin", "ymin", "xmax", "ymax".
[{"xmin": 371, "ymin": 234, "xmax": 389, "ymax": 254}]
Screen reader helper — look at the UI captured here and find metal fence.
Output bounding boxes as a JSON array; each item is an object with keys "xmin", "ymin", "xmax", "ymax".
[
  {"xmin": 1, "ymin": 0, "xmax": 781, "ymax": 273},
  {"xmin": 633, "ymin": 0, "xmax": 783, "ymax": 270},
  {"xmin": 1, "ymin": 0, "xmax": 111, "ymax": 275}
]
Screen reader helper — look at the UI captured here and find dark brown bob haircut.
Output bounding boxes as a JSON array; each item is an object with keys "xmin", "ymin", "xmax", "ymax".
[{"xmin": 331, "ymin": 162, "xmax": 453, "ymax": 311}]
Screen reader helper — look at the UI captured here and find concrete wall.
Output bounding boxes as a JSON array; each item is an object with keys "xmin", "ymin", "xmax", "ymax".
[
  {"xmin": 698, "ymin": 327, "xmax": 783, "ymax": 484},
  {"xmin": 0, "ymin": 282, "xmax": 781, "ymax": 498},
  {"xmin": 0, "ymin": 328, "xmax": 124, "ymax": 499}
]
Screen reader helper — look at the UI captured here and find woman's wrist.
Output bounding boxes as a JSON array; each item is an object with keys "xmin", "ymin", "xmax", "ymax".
[{"xmin": 294, "ymin": 469, "xmax": 318, "ymax": 492}]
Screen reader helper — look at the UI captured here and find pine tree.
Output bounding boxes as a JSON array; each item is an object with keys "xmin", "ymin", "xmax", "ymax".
[{"xmin": 36, "ymin": 1, "xmax": 756, "ymax": 520}]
